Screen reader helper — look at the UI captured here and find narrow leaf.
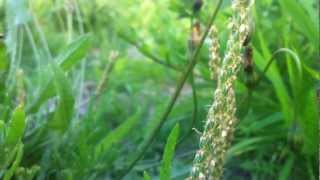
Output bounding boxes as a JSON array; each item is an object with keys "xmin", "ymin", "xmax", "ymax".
[
  {"xmin": 57, "ymin": 34, "xmax": 92, "ymax": 71},
  {"xmin": 48, "ymin": 64, "xmax": 75, "ymax": 132},
  {"xmin": 27, "ymin": 34, "xmax": 91, "ymax": 114},
  {"xmin": 5, "ymin": 104, "xmax": 26, "ymax": 147},
  {"xmin": 278, "ymin": 154, "xmax": 294, "ymax": 180},
  {"xmin": 160, "ymin": 123, "xmax": 180, "ymax": 180},
  {"xmin": 94, "ymin": 109, "xmax": 142, "ymax": 159},
  {"xmin": 3, "ymin": 143, "xmax": 24, "ymax": 180}
]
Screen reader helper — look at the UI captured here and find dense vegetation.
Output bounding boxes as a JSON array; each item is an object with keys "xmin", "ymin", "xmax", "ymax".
[{"xmin": 0, "ymin": 0, "xmax": 319, "ymax": 179}]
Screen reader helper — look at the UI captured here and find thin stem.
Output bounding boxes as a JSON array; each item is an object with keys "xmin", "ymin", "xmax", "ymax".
[
  {"xmin": 95, "ymin": 53, "xmax": 118, "ymax": 98},
  {"xmin": 117, "ymin": 0, "xmax": 223, "ymax": 178},
  {"xmin": 117, "ymin": 32, "xmax": 181, "ymax": 72},
  {"xmin": 178, "ymin": 15, "xmax": 198, "ymax": 146}
]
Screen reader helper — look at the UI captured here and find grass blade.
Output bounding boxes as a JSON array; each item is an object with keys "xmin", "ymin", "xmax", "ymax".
[
  {"xmin": 47, "ymin": 64, "xmax": 75, "ymax": 132},
  {"xmin": 3, "ymin": 143, "xmax": 24, "ymax": 180},
  {"xmin": 27, "ymin": 34, "xmax": 91, "ymax": 114},
  {"xmin": 5, "ymin": 104, "xmax": 26, "ymax": 147},
  {"xmin": 160, "ymin": 123, "xmax": 180, "ymax": 180},
  {"xmin": 94, "ymin": 109, "xmax": 142, "ymax": 159},
  {"xmin": 57, "ymin": 34, "xmax": 92, "ymax": 71}
]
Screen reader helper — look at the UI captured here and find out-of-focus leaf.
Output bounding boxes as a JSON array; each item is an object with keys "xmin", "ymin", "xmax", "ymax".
[
  {"xmin": 5, "ymin": 0, "xmax": 30, "ymax": 53},
  {"xmin": 5, "ymin": 104, "xmax": 26, "ymax": 147},
  {"xmin": 57, "ymin": 34, "xmax": 92, "ymax": 71},
  {"xmin": 94, "ymin": 109, "xmax": 142, "ymax": 159},
  {"xmin": 27, "ymin": 34, "xmax": 91, "ymax": 114},
  {"xmin": 48, "ymin": 65, "xmax": 74, "ymax": 133},
  {"xmin": 160, "ymin": 124, "xmax": 180, "ymax": 180},
  {"xmin": 303, "ymin": 65, "xmax": 320, "ymax": 80},
  {"xmin": 0, "ymin": 40, "xmax": 9, "ymax": 100},
  {"xmin": 3, "ymin": 143, "xmax": 24, "ymax": 180},
  {"xmin": 14, "ymin": 165, "xmax": 40, "ymax": 180},
  {"xmin": 0, "ymin": 41, "xmax": 8, "ymax": 72},
  {"xmin": 0, "ymin": 120, "xmax": 4, "ymax": 139},
  {"xmin": 300, "ymin": 89, "xmax": 318, "ymax": 155},
  {"xmin": 143, "ymin": 171, "xmax": 152, "ymax": 180},
  {"xmin": 278, "ymin": 153, "xmax": 294, "ymax": 180},
  {"xmin": 254, "ymin": 33, "xmax": 293, "ymax": 123},
  {"xmin": 245, "ymin": 113, "xmax": 282, "ymax": 133},
  {"xmin": 279, "ymin": 0, "xmax": 319, "ymax": 48},
  {"xmin": 228, "ymin": 136, "xmax": 280, "ymax": 156}
]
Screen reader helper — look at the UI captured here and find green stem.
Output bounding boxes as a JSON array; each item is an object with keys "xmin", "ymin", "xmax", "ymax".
[
  {"xmin": 117, "ymin": 32, "xmax": 181, "ymax": 72},
  {"xmin": 178, "ymin": 15, "xmax": 198, "ymax": 146},
  {"xmin": 117, "ymin": 0, "xmax": 223, "ymax": 178}
]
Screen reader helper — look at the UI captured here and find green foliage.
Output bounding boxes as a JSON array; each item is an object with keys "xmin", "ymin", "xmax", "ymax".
[
  {"xmin": 94, "ymin": 109, "xmax": 142, "ymax": 159},
  {"xmin": 5, "ymin": 105, "xmax": 26, "ymax": 148},
  {"xmin": 160, "ymin": 123, "xmax": 180, "ymax": 180},
  {"xmin": 27, "ymin": 34, "xmax": 91, "ymax": 114},
  {"xmin": 48, "ymin": 64, "xmax": 75, "ymax": 132},
  {"xmin": 57, "ymin": 34, "xmax": 92, "ymax": 71},
  {"xmin": 3, "ymin": 143, "xmax": 23, "ymax": 180},
  {"xmin": 143, "ymin": 171, "xmax": 152, "ymax": 180}
]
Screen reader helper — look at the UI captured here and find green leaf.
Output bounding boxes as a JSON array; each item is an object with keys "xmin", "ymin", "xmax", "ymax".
[
  {"xmin": 160, "ymin": 123, "xmax": 180, "ymax": 180},
  {"xmin": 57, "ymin": 34, "xmax": 92, "ymax": 71},
  {"xmin": 3, "ymin": 143, "xmax": 24, "ymax": 180},
  {"xmin": 0, "ymin": 41, "xmax": 8, "ymax": 72},
  {"xmin": 279, "ymin": 0, "xmax": 318, "ymax": 48},
  {"xmin": 5, "ymin": 104, "xmax": 26, "ymax": 147},
  {"xmin": 0, "ymin": 40, "xmax": 9, "ymax": 100},
  {"xmin": 27, "ymin": 34, "xmax": 91, "ymax": 114},
  {"xmin": 0, "ymin": 120, "xmax": 4, "ymax": 138},
  {"xmin": 143, "ymin": 171, "xmax": 152, "ymax": 180},
  {"xmin": 94, "ymin": 109, "xmax": 142, "ymax": 159},
  {"xmin": 278, "ymin": 153, "xmax": 294, "ymax": 180},
  {"xmin": 47, "ymin": 64, "xmax": 75, "ymax": 133},
  {"xmin": 5, "ymin": 0, "xmax": 30, "ymax": 53},
  {"xmin": 14, "ymin": 165, "xmax": 40, "ymax": 180},
  {"xmin": 303, "ymin": 65, "xmax": 320, "ymax": 80},
  {"xmin": 254, "ymin": 33, "xmax": 293, "ymax": 123},
  {"xmin": 300, "ymin": 89, "xmax": 319, "ymax": 155},
  {"xmin": 228, "ymin": 136, "xmax": 280, "ymax": 156}
]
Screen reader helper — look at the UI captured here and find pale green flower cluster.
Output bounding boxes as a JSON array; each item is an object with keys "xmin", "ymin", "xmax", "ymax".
[{"xmin": 189, "ymin": 0, "xmax": 254, "ymax": 179}]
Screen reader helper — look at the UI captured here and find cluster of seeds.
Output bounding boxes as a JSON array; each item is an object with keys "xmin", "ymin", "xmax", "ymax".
[
  {"xmin": 208, "ymin": 26, "xmax": 221, "ymax": 80},
  {"xmin": 189, "ymin": 0, "xmax": 254, "ymax": 179}
]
